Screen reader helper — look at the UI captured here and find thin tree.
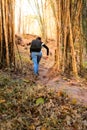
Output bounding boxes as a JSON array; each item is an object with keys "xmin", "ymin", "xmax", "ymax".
[
  {"xmin": 50, "ymin": 0, "xmax": 61, "ymax": 71},
  {"xmin": 0, "ymin": 0, "xmax": 15, "ymax": 68}
]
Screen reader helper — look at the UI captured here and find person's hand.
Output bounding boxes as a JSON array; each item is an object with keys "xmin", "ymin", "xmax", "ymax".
[{"xmin": 27, "ymin": 42, "xmax": 31, "ymax": 46}]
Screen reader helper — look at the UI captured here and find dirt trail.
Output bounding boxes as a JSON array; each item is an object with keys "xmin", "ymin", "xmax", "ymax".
[
  {"xmin": 36, "ymin": 46, "xmax": 87, "ymax": 106},
  {"xmin": 37, "ymin": 61, "xmax": 87, "ymax": 106},
  {"xmin": 40, "ymin": 64, "xmax": 87, "ymax": 106},
  {"xmin": 18, "ymin": 35, "xmax": 87, "ymax": 106}
]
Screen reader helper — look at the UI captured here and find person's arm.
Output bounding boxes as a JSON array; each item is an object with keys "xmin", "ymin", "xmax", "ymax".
[
  {"xmin": 27, "ymin": 42, "xmax": 32, "ymax": 59},
  {"xmin": 42, "ymin": 43, "xmax": 49, "ymax": 55}
]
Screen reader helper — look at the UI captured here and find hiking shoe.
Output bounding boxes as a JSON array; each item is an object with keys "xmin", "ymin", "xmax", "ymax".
[
  {"xmin": 37, "ymin": 72, "xmax": 39, "ymax": 76},
  {"xmin": 32, "ymin": 74, "xmax": 39, "ymax": 80}
]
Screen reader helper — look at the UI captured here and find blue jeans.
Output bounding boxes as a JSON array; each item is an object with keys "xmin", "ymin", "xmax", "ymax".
[{"xmin": 31, "ymin": 52, "xmax": 42, "ymax": 75}]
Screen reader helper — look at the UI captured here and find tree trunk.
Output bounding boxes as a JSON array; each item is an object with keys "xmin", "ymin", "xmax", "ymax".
[
  {"xmin": 68, "ymin": 0, "xmax": 78, "ymax": 77},
  {"xmin": 0, "ymin": 0, "xmax": 15, "ymax": 69},
  {"xmin": 1, "ymin": 0, "xmax": 10, "ymax": 66}
]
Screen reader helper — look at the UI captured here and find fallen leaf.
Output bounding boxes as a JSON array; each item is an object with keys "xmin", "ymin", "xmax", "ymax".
[
  {"xmin": 0, "ymin": 99, "xmax": 6, "ymax": 103},
  {"xmin": 36, "ymin": 97, "xmax": 44, "ymax": 105}
]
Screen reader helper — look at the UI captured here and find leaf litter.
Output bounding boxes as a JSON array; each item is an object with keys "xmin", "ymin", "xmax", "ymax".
[{"xmin": 0, "ymin": 72, "xmax": 87, "ymax": 130}]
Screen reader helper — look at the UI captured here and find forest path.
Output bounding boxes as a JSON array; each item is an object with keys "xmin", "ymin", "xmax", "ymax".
[
  {"xmin": 18, "ymin": 35, "xmax": 87, "ymax": 106},
  {"xmin": 30, "ymin": 46, "xmax": 87, "ymax": 106},
  {"xmin": 36, "ymin": 58, "xmax": 87, "ymax": 106}
]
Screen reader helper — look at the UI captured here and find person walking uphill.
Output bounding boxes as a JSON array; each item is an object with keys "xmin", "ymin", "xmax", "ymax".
[{"xmin": 30, "ymin": 37, "xmax": 49, "ymax": 76}]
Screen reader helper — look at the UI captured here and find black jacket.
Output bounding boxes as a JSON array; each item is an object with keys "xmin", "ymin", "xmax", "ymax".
[{"xmin": 30, "ymin": 39, "xmax": 49, "ymax": 55}]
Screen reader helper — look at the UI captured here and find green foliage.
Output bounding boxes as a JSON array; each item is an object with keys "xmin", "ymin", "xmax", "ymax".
[{"xmin": 36, "ymin": 97, "xmax": 44, "ymax": 105}]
